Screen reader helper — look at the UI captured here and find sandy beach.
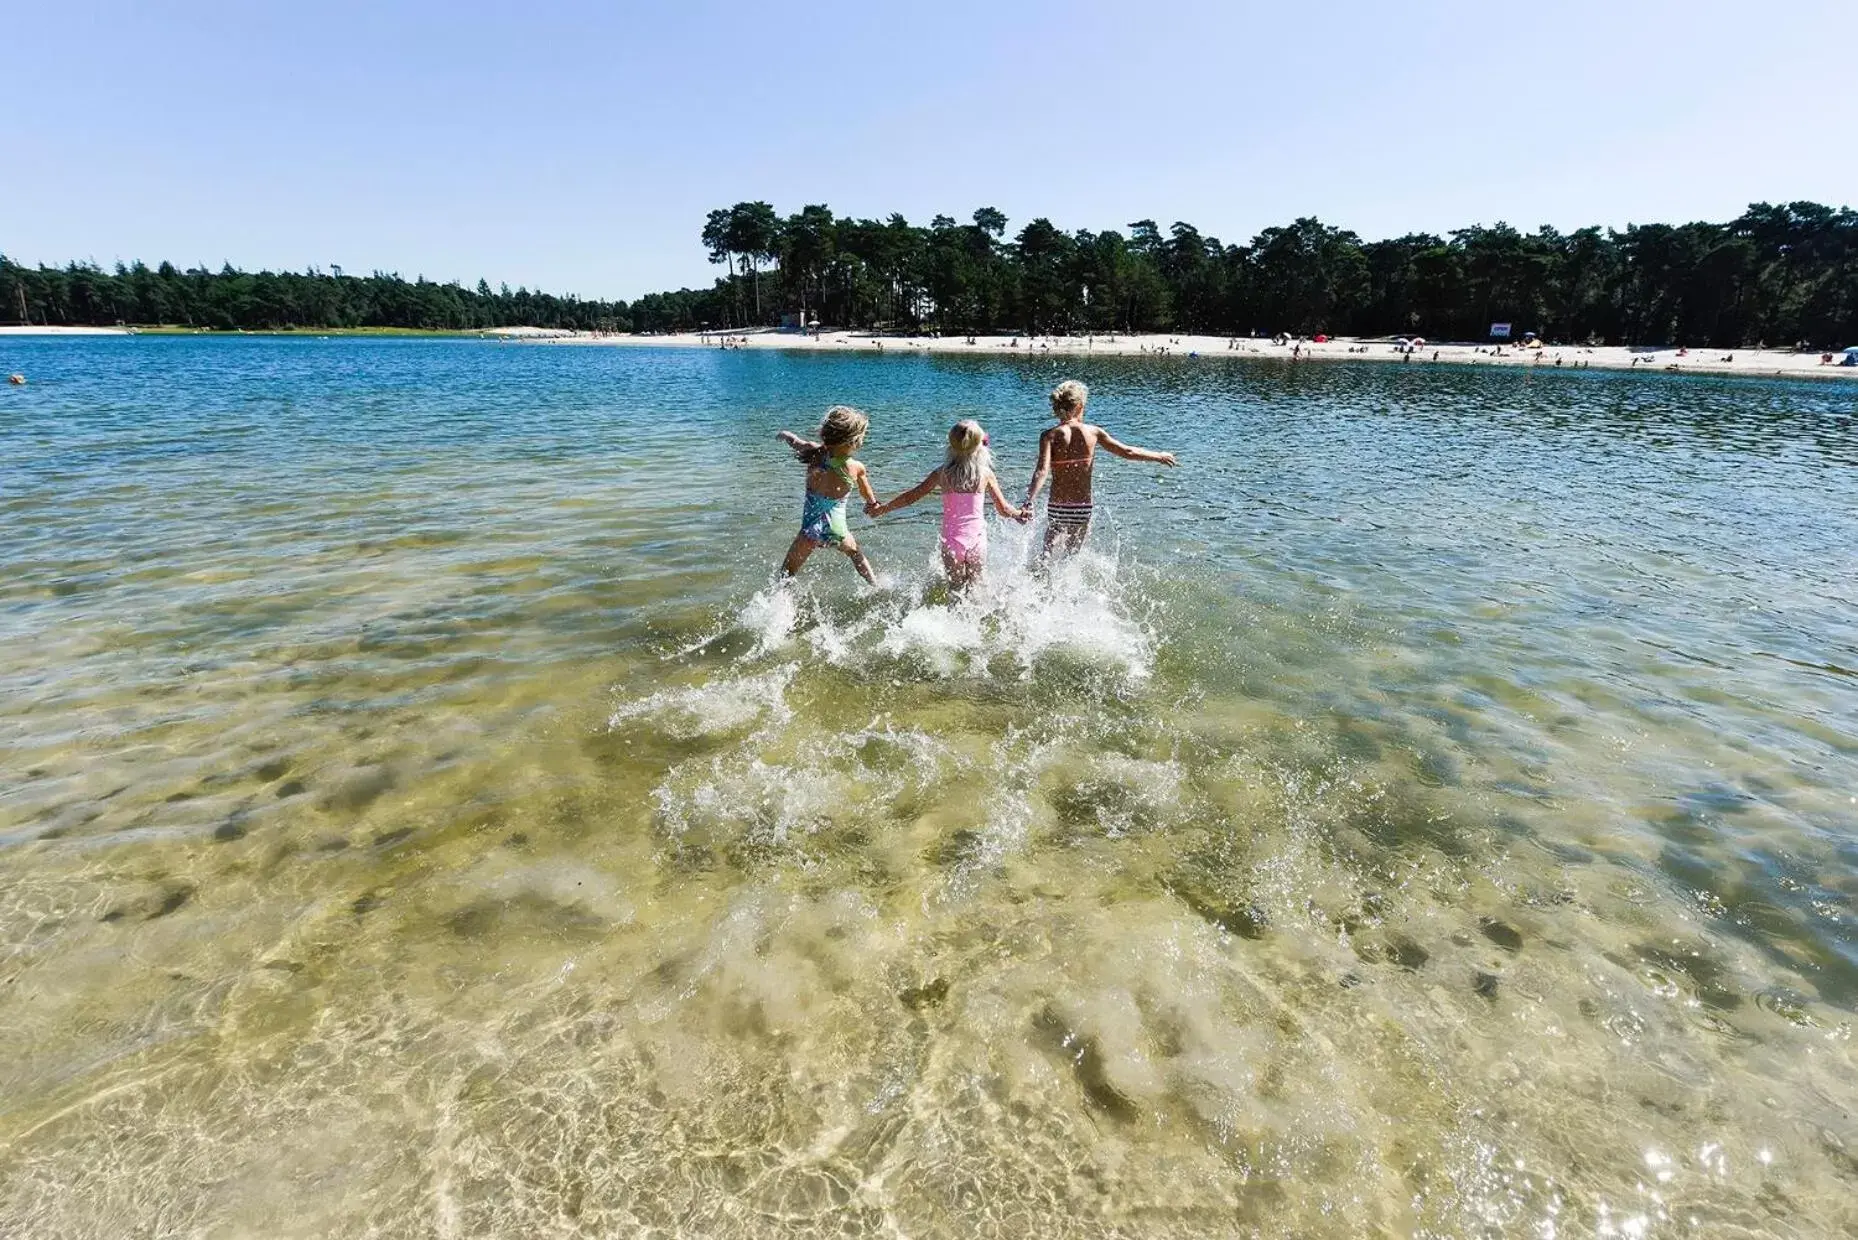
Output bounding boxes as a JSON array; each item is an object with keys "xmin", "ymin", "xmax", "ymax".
[
  {"xmin": 7, "ymin": 323, "xmax": 1851, "ymax": 380},
  {"xmin": 547, "ymin": 328, "xmax": 1858, "ymax": 381}
]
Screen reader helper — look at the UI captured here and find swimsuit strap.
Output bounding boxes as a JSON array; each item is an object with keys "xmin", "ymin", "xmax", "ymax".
[{"xmin": 823, "ymin": 455, "xmax": 854, "ymax": 482}]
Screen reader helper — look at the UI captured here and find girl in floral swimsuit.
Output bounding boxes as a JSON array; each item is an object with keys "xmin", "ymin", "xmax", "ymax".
[
  {"xmin": 778, "ymin": 406, "xmax": 881, "ymax": 583},
  {"xmin": 868, "ymin": 419, "xmax": 1029, "ymax": 592}
]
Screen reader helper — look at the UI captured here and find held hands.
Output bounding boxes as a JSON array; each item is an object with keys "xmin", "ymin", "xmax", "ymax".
[
  {"xmin": 1013, "ymin": 506, "xmax": 1033, "ymax": 524},
  {"xmin": 864, "ymin": 501, "xmax": 884, "ymax": 518}
]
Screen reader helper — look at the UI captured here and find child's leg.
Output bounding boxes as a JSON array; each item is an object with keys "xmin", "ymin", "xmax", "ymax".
[
  {"xmin": 838, "ymin": 537, "xmax": 877, "ymax": 584},
  {"xmin": 781, "ymin": 536, "xmax": 816, "ymax": 576},
  {"xmin": 942, "ymin": 549, "xmax": 978, "ymax": 593},
  {"xmin": 1041, "ymin": 523, "xmax": 1077, "ymax": 561}
]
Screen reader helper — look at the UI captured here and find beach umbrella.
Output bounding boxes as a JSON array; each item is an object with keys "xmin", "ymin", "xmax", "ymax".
[{"xmin": 1410, "ymin": 337, "xmax": 1426, "ymax": 347}]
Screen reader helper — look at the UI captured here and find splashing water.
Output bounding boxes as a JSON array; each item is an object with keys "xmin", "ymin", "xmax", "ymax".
[{"xmin": 726, "ymin": 528, "xmax": 1156, "ymax": 687}]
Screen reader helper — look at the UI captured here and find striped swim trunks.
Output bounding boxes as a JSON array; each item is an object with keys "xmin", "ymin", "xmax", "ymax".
[{"xmin": 1046, "ymin": 500, "xmax": 1093, "ymax": 530}]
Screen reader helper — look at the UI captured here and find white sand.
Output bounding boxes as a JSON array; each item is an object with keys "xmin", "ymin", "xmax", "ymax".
[
  {"xmin": 480, "ymin": 325, "xmax": 580, "ymax": 339},
  {"xmin": 549, "ymin": 329, "xmax": 1858, "ymax": 381}
]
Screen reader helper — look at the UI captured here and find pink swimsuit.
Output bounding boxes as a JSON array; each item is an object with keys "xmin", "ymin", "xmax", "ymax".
[{"xmin": 940, "ymin": 490, "xmax": 987, "ymax": 564}]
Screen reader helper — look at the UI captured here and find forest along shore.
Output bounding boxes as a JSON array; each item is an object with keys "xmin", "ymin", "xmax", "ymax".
[{"xmin": 546, "ymin": 329, "xmax": 1858, "ymax": 382}]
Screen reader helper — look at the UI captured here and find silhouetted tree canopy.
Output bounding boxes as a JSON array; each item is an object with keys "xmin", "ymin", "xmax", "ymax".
[
  {"xmin": 0, "ymin": 261, "xmax": 630, "ymax": 333},
  {"xmin": 7, "ymin": 200, "xmax": 1854, "ymax": 346}
]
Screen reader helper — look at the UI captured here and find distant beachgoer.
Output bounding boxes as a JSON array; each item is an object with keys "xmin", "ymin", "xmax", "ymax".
[
  {"xmin": 1025, "ymin": 380, "xmax": 1177, "ymax": 560},
  {"xmin": 776, "ymin": 406, "xmax": 881, "ymax": 584},
  {"xmin": 867, "ymin": 419, "xmax": 1029, "ymax": 591},
  {"xmin": 6, "ymin": 373, "xmax": 23, "ymax": 385}
]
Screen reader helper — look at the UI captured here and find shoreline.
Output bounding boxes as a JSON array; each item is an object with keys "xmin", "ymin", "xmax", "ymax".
[
  {"xmin": 547, "ymin": 329, "xmax": 1858, "ymax": 382},
  {"xmin": 7, "ymin": 323, "xmax": 1854, "ymax": 381}
]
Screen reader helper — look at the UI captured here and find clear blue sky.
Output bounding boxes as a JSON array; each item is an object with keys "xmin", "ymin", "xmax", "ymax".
[{"xmin": 9, "ymin": 0, "xmax": 1855, "ymax": 300}]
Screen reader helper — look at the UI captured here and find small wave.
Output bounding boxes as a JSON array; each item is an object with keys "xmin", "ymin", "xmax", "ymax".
[
  {"xmin": 654, "ymin": 754, "xmax": 848, "ymax": 849},
  {"xmin": 651, "ymin": 718, "xmax": 959, "ymax": 854},
  {"xmin": 607, "ymin": 666, "xmax": 795, "ymax": 739}
]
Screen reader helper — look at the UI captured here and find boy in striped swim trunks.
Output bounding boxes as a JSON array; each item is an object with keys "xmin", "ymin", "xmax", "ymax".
[{"xmin": 1024, "ymin": 379, "xmax": 1177, "ymax": 560}]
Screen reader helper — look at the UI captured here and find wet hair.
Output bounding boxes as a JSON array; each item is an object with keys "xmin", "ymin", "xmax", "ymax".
[
  {"xmin": 790, "ymin": 405, "xmax": 869, "ymax": 466},
  {"xmin": 941, "ymin": 419, "xmax": 991, "ymax": 493},
  {"xmin": 1050, "ymin": 379, "xmax": 1088, "ymax": 416}
]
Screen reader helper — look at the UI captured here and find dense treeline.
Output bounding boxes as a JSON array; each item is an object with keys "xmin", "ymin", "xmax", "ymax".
[
  {"xmin": 675, "ymin": 199, "xmax": 1858, "ymax": 347},
  {"xmin": 0, "ymin": 259, "xmax": 630, "ymax": 332},
  {"xmin": 7, "ymin": 199, "xmax": 1855, "ymax": 345}
]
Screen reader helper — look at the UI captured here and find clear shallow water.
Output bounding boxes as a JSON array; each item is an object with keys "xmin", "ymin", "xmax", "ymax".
[{"xmin": 2, "ymin": 336, "xmax": 1856, "ymax": 1237}]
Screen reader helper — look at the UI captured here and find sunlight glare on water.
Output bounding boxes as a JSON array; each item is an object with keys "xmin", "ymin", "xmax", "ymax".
[{"xmin": 1, "ymin": 336, "xmax": 1855, "ymax": 1237}]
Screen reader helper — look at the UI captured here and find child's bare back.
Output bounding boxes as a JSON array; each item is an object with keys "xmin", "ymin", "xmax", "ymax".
[
  {"xmin": 1040, "ymin": 422, "xmax": 1108, "ymax": 506},
  {"xmin": 1025, "ymin": 381, "xmax": 1177, "ymax": 557}
]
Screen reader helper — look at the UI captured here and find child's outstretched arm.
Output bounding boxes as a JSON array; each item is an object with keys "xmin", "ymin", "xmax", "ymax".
[
  {"xmin": 868, "ymin": 468, "xmax": 939, "ymax": 517},
  {"xmin": 985, "ymin": 470, "xmax": 1031, "ymax": 522},
  {"xmin": 1098, "ymin": 429, "xmax": 1177, "ymax": 467},
  {"xmin": 1024, "ymin": 431, "xmax": 1055, "ymax": 506},
  {"xmin": 777, "ymin": 430, "xmax": 821, "ymax": 459}
]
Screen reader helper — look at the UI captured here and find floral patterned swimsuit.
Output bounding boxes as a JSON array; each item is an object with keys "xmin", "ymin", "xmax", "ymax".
[{"xmin": 799, "ymin": 456, "xmax": 855, "ymax": 546}]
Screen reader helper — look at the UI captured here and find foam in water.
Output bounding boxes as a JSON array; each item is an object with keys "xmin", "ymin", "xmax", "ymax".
[
  {"xmin": 617, "ymin": 541, "xmax": 1166, "ymax": 894},
  {"xmin": 721, "ymin": 535, "xmax": 1156, "ymax": 687},
  {"xmin": 606, "ymin": 665, "xmax": 795, "ymax": 739}
]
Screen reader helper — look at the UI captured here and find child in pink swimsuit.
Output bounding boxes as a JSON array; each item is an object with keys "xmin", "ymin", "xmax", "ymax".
[{"xmin": 867, "ymin": 420, "xmax": 1029, "ymax": 591}]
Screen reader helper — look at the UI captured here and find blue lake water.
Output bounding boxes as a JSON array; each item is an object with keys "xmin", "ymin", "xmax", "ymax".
[{"xmin": 2, "ymin": 335, "xmax": 1856, "ymax": 1237}]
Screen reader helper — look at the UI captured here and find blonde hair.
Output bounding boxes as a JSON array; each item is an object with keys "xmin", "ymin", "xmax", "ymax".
[
  {"xmin": 941, "ymin": 419, "xmax": 991, "ymax": 493},
  {"xmin": 790, "ymin": 404, "xmax": 869, "ymax": 466},
  {"xmin": 1050, "ymin": 379, "xmax": 1088, "ymax": 417}
]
